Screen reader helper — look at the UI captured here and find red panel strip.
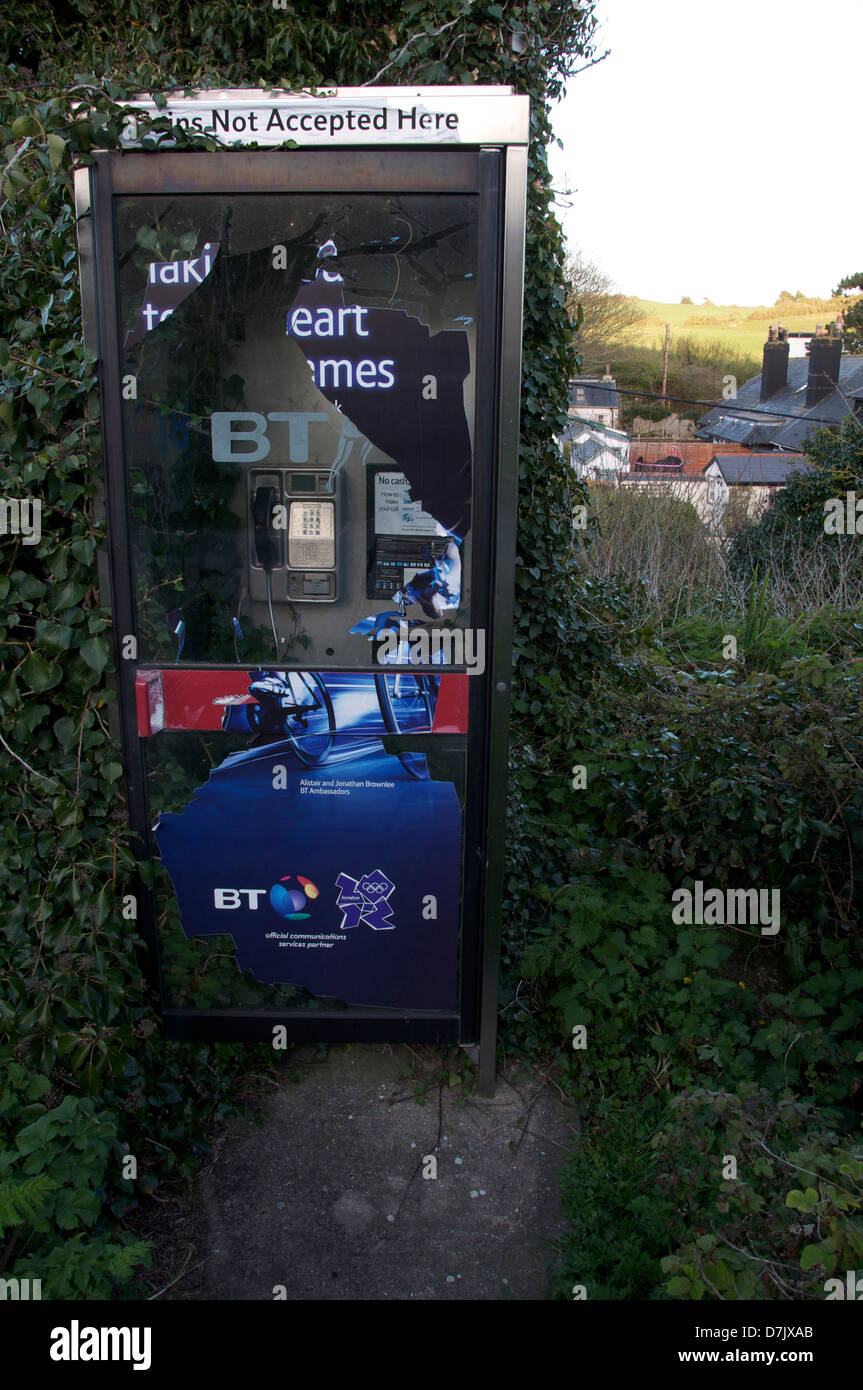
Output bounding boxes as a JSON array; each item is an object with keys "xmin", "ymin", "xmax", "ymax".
[
  {"xmin": 431, "ymin": 674, "xmax": 468, "ymax": 733},
  {"xmin": 135, "ymin": 669, "xmax": 469, "ymax": 736}
]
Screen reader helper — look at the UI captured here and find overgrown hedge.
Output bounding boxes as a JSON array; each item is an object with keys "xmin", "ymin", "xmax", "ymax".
[
  {"xmin": 0, "ymin": 2, "xmax": 598, "ymax": 1296},
  {"xmin": 502, "ymin": 537, "xmax": 863, "ymax": 1298}
]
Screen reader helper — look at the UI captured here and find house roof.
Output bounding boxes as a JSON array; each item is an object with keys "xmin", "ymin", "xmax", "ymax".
[
  {"xmin": 565, "ymin": 421, "xmax": 629, "ymax": 468},
  {"xmin": 569, "ymin": 377, "xmax": 619, "ymax": 411},
  {"xmin": 696, "ymin": 356, "xmax": 863, "ymax": 450},
  {"xmin": 707, "ymin": 453, "xmax": 808, "ymax": 484},
  {"xmin": 630, "ymin": 442, "xmax": 749, "ymax": 476},
  {"xmin": 561, "ymin": 417, "xmax": 629, "ymax": 445}
]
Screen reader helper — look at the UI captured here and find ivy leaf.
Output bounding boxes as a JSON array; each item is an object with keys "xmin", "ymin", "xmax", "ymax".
[
  {"xmin": 53, "ymin": 716, "xmax": 79, "ymax": 752},
  {"xmin": 135, "ymin": 226, "xmax": 160, "ymax": 251},
  {"xmin": 20, "ymin": 651, "xmax": 60, "ymax": 693},
  {"xmin": 35, "ymin": 618, "xmax": 74, "ymax": 652},
  {"xmin": 11, "ymin": 114, "xmax": 39, "ymax": 137},
  {"xmin": 80, "ymin": 636, "xmax": 110, "ymax": 676},
  {"xmin": 53, "ymin": 580, "xmax": 87, "ymax": 611},
  {"xmin": 53, "ymin": 795, "xmax": 80, "ymax": 827},
  {"xmin": 70, "ymin": 537, "xmax": 96, "ymax": 564},
  {"xmin": 46, "ymin": 133, "xmax": 66, "ymax": 171}
]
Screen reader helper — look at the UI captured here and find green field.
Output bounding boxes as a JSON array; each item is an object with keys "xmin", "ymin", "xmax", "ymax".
[{"xmin": 631, "ymin": 297, "xmax": 845, "ymax": 358}]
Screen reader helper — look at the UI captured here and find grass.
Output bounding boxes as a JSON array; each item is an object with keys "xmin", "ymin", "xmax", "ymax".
[
  {"xmin": 630, "ymin": 297, "xmax": 845, "ymax": 359},
  {"xmin": 577, "ymin": 484, "xmax": 863, "ymax": 633}
]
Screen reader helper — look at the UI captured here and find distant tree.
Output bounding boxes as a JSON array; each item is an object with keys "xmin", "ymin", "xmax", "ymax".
[
  {"xmin": 563, "ymin": 249, "xmax": 646, "ymax": 367},
  {"xmin": 680, "ymin": 295, "xmax": 693, "ymax": 305},
  {"xmin": 727, "ymin": 417, "xmax": 863, "ymax": 591},
  {"xmin": 834, "ymin": 271, "xmax": 863, "ymax": 352}
]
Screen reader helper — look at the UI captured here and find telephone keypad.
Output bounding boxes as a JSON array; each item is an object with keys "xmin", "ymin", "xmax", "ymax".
[{"xmin": 288, "ymin": 498, "xmax": 335, "ymax": 572}]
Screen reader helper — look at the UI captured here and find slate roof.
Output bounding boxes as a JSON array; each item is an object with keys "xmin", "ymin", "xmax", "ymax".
[
  {"xmin": 562, "ymin": 420, "xmax": 630, "ymax": 474},
  {"xmin": 707, "ymin": 453, "xmax": 808, "ymax": 485},
  {"xmin": 569, "ymin": 377, "xmax": 619, "ymax": 411},
  {"xmin": 697, "ymin": 356, "xmax": 863, "ymax": 450}
]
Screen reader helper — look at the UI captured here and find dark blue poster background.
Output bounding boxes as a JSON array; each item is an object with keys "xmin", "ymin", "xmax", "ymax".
[{"xmin": 154, "ymin": 716, "xmax": 462, "ymax": 1010}]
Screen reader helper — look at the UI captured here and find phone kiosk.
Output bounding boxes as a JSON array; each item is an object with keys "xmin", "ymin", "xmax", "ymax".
[{"xmin": 75, "ymin": 88, "xmax": 528, "ymax": 1091}]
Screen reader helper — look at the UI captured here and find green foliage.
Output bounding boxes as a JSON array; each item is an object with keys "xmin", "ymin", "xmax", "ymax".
[
  {"xmin": 555, "ymin": 1085, "xmax": 863, "ymax": 1302},
  {"xmin": 0, "ymin": 1174, "xmax": 58, "ymax": 1236},
  {"xmin": 9, "ymin": 1233, "xmax": 151, "ymax": 1301},
  {"xmin": 657, "ymin": 1087, "xmax": 863, "ymax": 1300},
  {"xmin": 522, "ymin": 862, "xmax": 759, "ymax": 1094},
  {"xmin": 1, "ymin": 0, "xmax": 600, "ymax": 1297},
  {"xmin": 728, "ymin": 417, "xmax": 863, "ymax": 592},
  {"xmin": 613, "ymin": 337, "xmax": 760, "ymax": 429},
  {"xmin": 551, "ymin": 1098, "xmax": 681, "ymax": 1300},
  {"xmin": 833, "ymin": 271, "xmax": 863, "ymax": 352},
  {"xmin": 507, "ymin": 567, "xmax": 863, "ymax": 1298},
  {"xmin": 0, "ymin": 1061, "xmax": 150, "ymax": 1296}
]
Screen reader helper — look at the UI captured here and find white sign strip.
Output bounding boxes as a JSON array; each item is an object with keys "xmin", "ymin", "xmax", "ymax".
[{"xmin": 119, "ymin": 86, "xmax": 529, "ymax": 148}]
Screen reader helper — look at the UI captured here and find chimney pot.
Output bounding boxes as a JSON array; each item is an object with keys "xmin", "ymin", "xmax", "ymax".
[
  {"xmin": 806, "ymin": 332, "xmax": 842, "ymax": 409},
  {"xmin": 761, "ymin": 330, "xmax": 790, "ymax": 401}
]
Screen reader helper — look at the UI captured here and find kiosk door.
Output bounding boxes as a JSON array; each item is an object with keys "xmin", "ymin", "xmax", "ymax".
[{"xmin": 80, "ymin": 131, "xmax": 525, "ymax": 1087}]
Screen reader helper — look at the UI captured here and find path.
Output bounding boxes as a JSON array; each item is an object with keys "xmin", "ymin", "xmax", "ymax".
[{"xmin": 183, "ymin": 1043, "xmax": 574, "ymax": 1301}]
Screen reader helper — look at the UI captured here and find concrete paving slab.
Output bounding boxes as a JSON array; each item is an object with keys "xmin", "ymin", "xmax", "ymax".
[{"xmin": 197, "ymin": 1043, "xmax": 576, "ymax": 1300}]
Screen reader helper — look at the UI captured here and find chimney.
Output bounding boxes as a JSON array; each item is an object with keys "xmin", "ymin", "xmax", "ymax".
[
  {"xmin": 806, "ymin": 321, "xmax": 842, "ymax": 409},
  {"xmin": 760, "ymin": 323, "xmax": 789, "ymax": 400}
]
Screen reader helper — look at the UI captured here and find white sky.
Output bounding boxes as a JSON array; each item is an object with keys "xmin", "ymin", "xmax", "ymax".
[{"xmin": 548, "ymin": 0, "xmax": 863, "ymax": 304}]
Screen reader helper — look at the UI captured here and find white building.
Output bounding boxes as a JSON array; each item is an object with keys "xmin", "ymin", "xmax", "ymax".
[
  {"xmin": 567, "ymin": 375, "xmax": 620, "ymax": 430},
  {"xmin": 704, "ymin": 452, "xmax": 808, "ymax": 532},
  {"xmin": 561, "ymin": 420, "xmax": 631, "ymax": 482}
]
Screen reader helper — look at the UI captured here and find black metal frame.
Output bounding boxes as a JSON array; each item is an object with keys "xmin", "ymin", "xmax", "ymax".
[{"xmin": 86, "ymin": 145, "xmax": 524, "ymax": 1089}]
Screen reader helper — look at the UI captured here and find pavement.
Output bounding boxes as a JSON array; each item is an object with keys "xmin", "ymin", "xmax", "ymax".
[{"xmin": 194, "ymin": 1043, "xmax": 576, "ymax": 1301}]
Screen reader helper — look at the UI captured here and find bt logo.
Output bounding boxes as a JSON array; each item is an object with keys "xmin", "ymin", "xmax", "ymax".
[
  {"xmin": 214, "ymin": 876, "xmax": 319, "ymax": 919},
  {"xmin": 269, "ymin": 875, "xmax": 319, "ymax": 920}
]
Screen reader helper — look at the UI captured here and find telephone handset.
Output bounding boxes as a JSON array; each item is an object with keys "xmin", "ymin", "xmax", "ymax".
[
  {"xmin": 253, "ymin": 484, "xmax": 280, "ymax": 571},
  {"xmin": 249, "ymin": 470, "xmax": 339, "ymax": 602}
]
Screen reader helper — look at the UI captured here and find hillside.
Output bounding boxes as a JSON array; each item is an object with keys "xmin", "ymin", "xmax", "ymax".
[{"xmin": 630, "ymin": 295, "xmax": 846, "ymax": 358}]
